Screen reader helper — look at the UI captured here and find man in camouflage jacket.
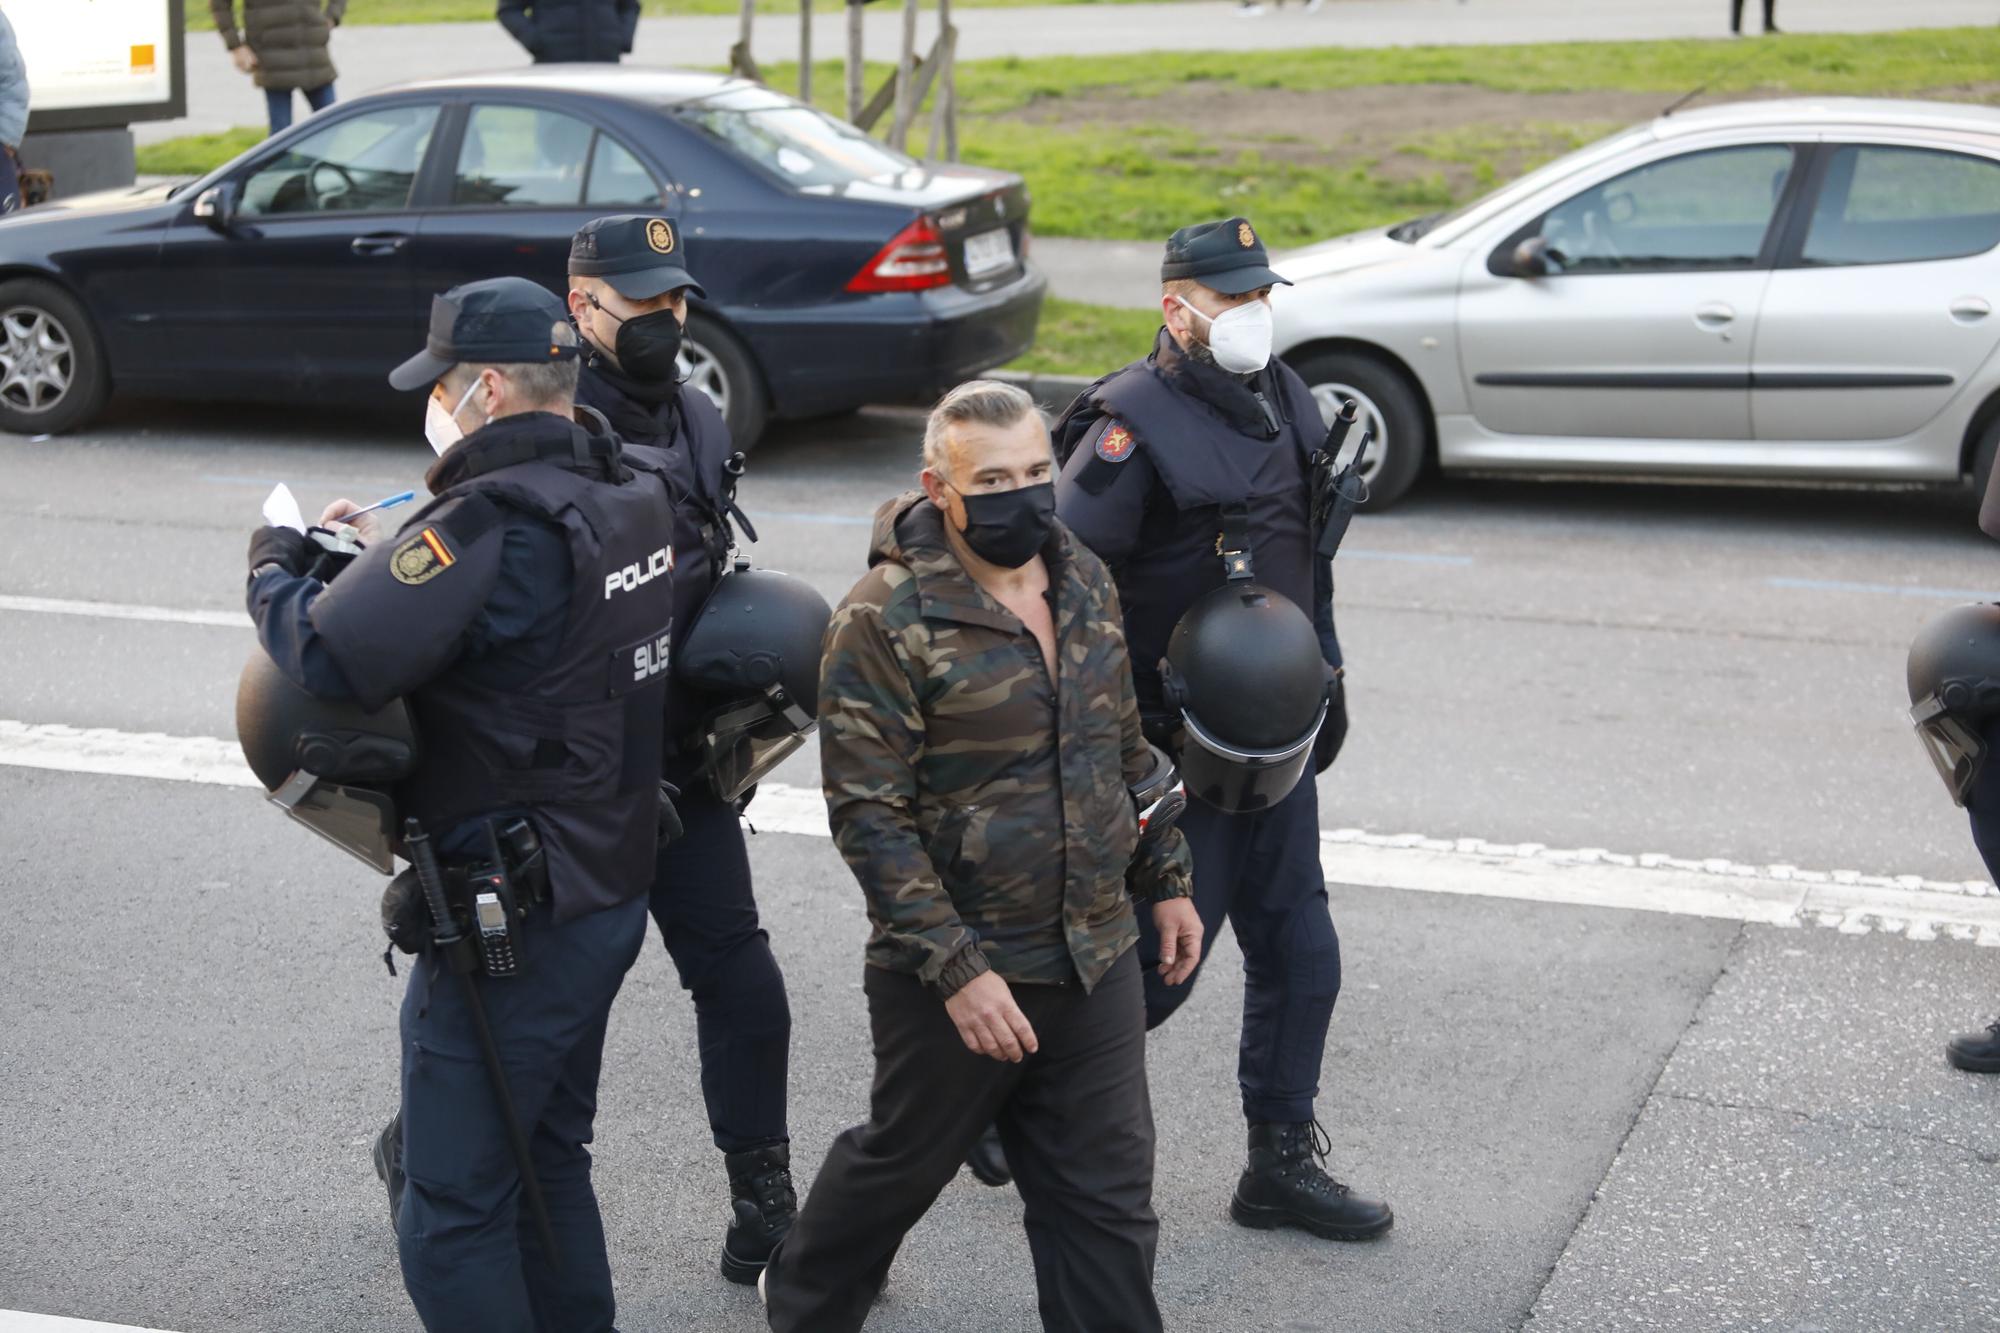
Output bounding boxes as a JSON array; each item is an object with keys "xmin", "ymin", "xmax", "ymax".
[{"xmin": 761, "ymin": 381, "xmax": 1200, "ymax": 1333}]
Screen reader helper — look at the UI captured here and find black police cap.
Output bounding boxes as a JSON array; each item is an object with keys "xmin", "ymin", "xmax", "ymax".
[
  {"xmin": 1160, "ymin": 216, "xmax": 1292, "ymax": 296},
  {"xmin": 388, "ymin": 277, "xmax": 578, "ymax": 391},
  {"xmin": 569, "ymin": 214, "xmax": 707, "ymax": 302}
]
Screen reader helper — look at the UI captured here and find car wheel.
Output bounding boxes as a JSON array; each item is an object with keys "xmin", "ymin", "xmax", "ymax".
[
  {"xmin": 1288, "ymin": 348, "xmax": 1427, "ymax": 510},
  {"xmin": 681, "ymin": 314, "xmax": 768, "ymax": 451},
  {"xmin": 0, "ymin": 278, "xmax": 110, "ymax": 436}
]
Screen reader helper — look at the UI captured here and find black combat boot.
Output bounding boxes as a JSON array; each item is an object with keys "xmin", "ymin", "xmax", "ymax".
[
  {"xmin": 371, "ymin": 1112, "xmax": 404, "ymax": 1230},
  {"xmin": 1947, "ymin": 1020, "xmax": 2000, "ymax": 1073},
  {"xmin": 1230, "ymin": 1121, "xmax": 1393, "ymax": 1241},
  {"xmin": 721, "ymin": 1143, "xmax": 797, "ymax": 1285},
  {"xmin": 965, "ymin": 1123, "xmax": 1012, "ymax": 1187}
]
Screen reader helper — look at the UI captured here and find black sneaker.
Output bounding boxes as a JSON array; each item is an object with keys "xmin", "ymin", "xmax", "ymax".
[
  {"xmin": 1230, "ymin": 1121, "xmax": 1393, "ymax": 1242},
  {"xmin": 965, "ymin": 1123, "xmax": 1012, "ymax": 1188},
  {"xmin": 1947, "ymin": 1020, "xmax": 2000, "ymax": 1073},
  {"xmin": 372, "ymin": 1112, "xmax": 404, "ymax": 1230},
  {"xmin": 721, "ymin": 1143, "xmax": 797, "ymax": 1285}
]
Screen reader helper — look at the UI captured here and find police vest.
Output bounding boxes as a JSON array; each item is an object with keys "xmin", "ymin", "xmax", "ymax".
[
  {"xmin": 315, "ymin": 421, "xmax": 678, "ymax": 922},
  {"xmin": 1071, "ymin": 354, "xmax": 1322, "ymax": 711}
]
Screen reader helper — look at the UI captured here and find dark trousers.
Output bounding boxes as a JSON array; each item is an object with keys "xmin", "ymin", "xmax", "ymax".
[
  {"xmin": 395, "ymin": 896, "xmax": 648, "ymax": 1333},
  {"xmin": 1139, "ymin": 776, "xmax": 1341, "ymax": 1125},
  {"xmin": 265, "ymin": 82, "xmax": 335, "ymax": 135},
  {"xmin": 764, "ymin": 951, "xmax": 1160, "ymax": 1333},
  {"xmin": 1730, "ymin": 0, "xmax": 1776, "ymax": 31},
  {"xmin": 1968, "ymin": 724, "xmax": 2000, "ymax": 881},
  {"xmin": 0, "ymin": 146, "xmax": 19, "ymax": 214},
  {"xmin": 648, "ymin": 786, "xmax": 791, "ymax": 1152}
]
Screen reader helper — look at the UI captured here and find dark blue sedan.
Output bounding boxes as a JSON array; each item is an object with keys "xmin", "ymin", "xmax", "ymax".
[{"xmin": 0, "ymin": 67, "xmax": 1046, "ymax": 445}]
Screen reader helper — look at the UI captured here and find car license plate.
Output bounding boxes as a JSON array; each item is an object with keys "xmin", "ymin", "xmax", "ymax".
[{"xmin": 963, "ymin": 228, "xmax": 1015, "ymax": 278}]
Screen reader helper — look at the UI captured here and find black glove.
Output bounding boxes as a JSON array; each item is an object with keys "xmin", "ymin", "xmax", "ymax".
[
  {"xmin": 1313, "ymin": 674, "xmax": 1348, "ymax": 775},
  {"xmin": 247, "ymin": 525, "xmax": 312, "ymax": 578},
  {"xmin": 657, "ymin": 781, "xmax": 686, "ymax": 848}
]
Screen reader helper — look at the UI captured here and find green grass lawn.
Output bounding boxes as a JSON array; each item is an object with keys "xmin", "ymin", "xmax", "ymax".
[{"xmin": 1009, "ymin": 297, "xmax": 1159, "ymax": 378}]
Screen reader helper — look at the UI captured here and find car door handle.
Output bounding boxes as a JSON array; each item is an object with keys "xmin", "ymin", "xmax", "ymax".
[
  {"xmin": 1693, "ymin": 302, "xmax": 1736, "ymax": 329},
  {"xmin": 1951, "ymin": 297, "xmax": 1992, "ymax": 323},
  {"xmin": 351, "ymin": 233, "xmax": 410, "ymax": 257}
]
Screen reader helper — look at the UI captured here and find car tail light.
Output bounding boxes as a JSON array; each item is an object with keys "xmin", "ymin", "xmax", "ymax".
[{"xmin": 847, "ymin": 216, "xmax": 951, "ymax": 293}]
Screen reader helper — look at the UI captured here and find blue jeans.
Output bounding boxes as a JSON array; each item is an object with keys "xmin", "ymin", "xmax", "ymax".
[{"xmin": 265, "ymin": 82, "xmax": 335, "ymax": 135}]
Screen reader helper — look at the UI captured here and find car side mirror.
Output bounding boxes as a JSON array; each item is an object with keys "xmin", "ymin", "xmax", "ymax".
[
  {"xmin": 194, "ymin": 181, "xmax": 241, "ymax": 233},
  {"xmin": 1512, "ymin": 235, "xmax": 1556, "ymax": 277}
]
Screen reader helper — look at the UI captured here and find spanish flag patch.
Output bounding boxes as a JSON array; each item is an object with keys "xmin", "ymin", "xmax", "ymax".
[{"xmin": 391, "ymin": 527, "xmax": 456, "ymax": 586}]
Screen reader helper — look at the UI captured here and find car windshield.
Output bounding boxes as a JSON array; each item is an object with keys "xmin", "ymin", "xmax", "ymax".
[
  {"xmin": 671, "ymin": 87, "xmax": 919, "ymax": 189},
  {"xmin": 1386, "ymin": 122, "xmax": 1657, "ymax": 243}
]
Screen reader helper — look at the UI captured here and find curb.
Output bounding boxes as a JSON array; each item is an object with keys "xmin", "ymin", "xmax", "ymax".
[{"xmin": 988, "ymin": 370, "xmax": 1094, "ymax": 413}]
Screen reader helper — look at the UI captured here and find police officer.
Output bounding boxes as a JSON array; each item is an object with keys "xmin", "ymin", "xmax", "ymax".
[
  {"xmin": 1051, "ymin": 217, "xmax": 1393, "ymax": 1241},
  {"xmin": 1927, "ymin": 472, "xmax": 2000, "ymax": 1074},
  {"xmin": 244, "ymin": 276, "xmax": 678, "ymax": 1331},
  {"xmin": 564, "ymin": 214, "xmax": 798, "ymax": 1280}
]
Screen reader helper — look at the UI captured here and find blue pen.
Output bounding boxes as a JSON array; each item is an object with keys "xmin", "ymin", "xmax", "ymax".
[{"xmin": 336, "ymin": 490, "xmax": 416, "ymax": 523}]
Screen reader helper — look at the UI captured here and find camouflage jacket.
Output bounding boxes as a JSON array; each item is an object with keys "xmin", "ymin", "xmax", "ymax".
[{"xmin": 819, "ymin": 491, "xmax": 1193, "ymax": 997}]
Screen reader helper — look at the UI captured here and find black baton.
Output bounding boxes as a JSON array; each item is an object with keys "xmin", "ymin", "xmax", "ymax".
[{"xmin": 402, "ymin": 818, "xmax": 561, "ymax": 1268}]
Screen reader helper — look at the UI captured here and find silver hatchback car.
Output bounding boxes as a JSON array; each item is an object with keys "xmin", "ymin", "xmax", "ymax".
[{"xmin": 1272, "ymin": 98, "xmax": 2000, "ymax": 507}]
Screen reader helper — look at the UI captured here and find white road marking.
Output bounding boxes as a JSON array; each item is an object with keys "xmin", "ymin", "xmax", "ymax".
[
  {"xmin": 4, "ymin": 720, "xmax": 1995, "ymax": 945},
  {"xmin": 0, "ymin": 594, "xmax": 250, "ymax": 629},
  {"xmin": 0, "ymin": 1313, "xmax": 181, "ymax": 1333}
]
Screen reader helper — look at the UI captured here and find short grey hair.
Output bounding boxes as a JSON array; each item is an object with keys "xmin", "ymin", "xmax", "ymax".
[
  {"xmin": 443, "ymin": 321, "xmax": 581, "ymax": 409},
  {"xmin": 921, "ymin": 379, "xmax": 1046, "ymax": 475}
]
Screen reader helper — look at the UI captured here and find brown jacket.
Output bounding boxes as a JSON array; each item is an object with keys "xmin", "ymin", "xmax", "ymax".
[{"xmin": 212, "ymin": 0, "xmax": 345, "ymax": 91}]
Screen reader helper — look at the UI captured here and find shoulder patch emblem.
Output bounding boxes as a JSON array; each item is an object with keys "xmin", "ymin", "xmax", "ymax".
[
  {"xmin": 1096, "ymin": 422, "xmax": 1136, "ymax": 463},
  {"xmin": 391, "ymin": 527, "xmax": 456, "ymax": 586}
]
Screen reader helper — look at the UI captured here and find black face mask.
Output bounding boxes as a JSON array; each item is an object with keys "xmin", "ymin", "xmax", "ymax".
[
  {"xmin": 588, "ymin": 293, "xmax": 685, "ymax": 385},
  {"xmin": 953, "ymin": 481, "xmax": 1057, "ymax": 569}
]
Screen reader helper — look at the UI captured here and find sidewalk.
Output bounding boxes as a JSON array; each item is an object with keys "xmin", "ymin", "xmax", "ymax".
[{"xmin": 149, "ymin": 0, "xmax": 1998, "ymax": 144}]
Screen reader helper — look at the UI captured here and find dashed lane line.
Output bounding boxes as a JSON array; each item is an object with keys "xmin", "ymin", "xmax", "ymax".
[{"xmin": 8, "ymin": 719, "xmax": 1992, "ymax": 948}]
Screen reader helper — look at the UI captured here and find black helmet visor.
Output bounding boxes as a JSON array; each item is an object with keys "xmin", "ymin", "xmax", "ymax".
[
  {"xmin": 1913, "ymin": 694, "xmax": 1986, "ymax": 807},
  {"xmin": 268, "ymin": 771, "xmax": 400, "ymax": 873},
  {"xmin": 691, "ymin": 695, "xmax": 815, "ymax": 803},
  {"xmin": 1178, "ymin": 702, "xmax": 1324, "ymax": 814}
]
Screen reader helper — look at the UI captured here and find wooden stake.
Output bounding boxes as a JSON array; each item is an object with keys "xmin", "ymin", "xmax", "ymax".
[
  {"xmin": 888, "ymin": 0, "xmax": 918, "ymax": 151},
  {"xmin": 800, "ymin": 0, "xmax": 813, "ymax": 103},
  {"xmin": 846, "ymin": 0, "xmax": 864, "ymax": 123}
]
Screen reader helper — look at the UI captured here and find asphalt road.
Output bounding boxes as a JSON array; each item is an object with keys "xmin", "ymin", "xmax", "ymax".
[
  {"xmin": 5, "ymin": 401, "xmax": 2000, "ymax": 1331},
  {"xmin": 2, "ymin": 396, "xmax": 1991, "ymax": 881}
]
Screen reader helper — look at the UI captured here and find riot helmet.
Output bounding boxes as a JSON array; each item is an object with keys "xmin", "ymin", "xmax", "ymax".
[
  {"xmin": 1907, "ymin": 602, "xmax": 2000, "ymax": 805},
  {"xmin": 676, "ymin": 561, "xmax": 833, "ymax": 802},
  {"xmin": 235, "ymin": 649, "xmax": 419, "ymax": 873},
  {"xmin": 1160, "ymin": 581, "xmax": 1328, "ymax": 814},
  {"xmin": 1129, "ymin": 741, "xmax": 1187, "ymax": 844}
]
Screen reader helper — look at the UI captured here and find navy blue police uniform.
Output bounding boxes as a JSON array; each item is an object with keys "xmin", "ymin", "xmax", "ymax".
[
  {"xmin": 1940, "ymin": 474, "xmax": 2000, "ymax": 1074},
  {"xmin": 569, "ymin": 214, "xmax": 795, "ymax": 1279},
  {"xmin": 1053, "ymin": 220, "xmax": 1346, "ymax": 1131},
  {"xmin": 245, "ymin": 278, "xmax": 678, "ymax": 1332}
]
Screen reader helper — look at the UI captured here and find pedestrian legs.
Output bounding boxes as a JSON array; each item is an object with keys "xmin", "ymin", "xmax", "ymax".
[
  {"xmin": 764, "ymin": 964, "xmax": 1022, "ymax": 1332},
  {"xmin": 650, "ymin": 790, "xmax": 791, "ymax": 1153},
  {"xmin": 1229, "ymin": 779, "xmax": 1341, "ymax": 1125},
  {"xmin": 395, "ymin": 897, "xmax": 647, "ymax": 1333},
  {"xmin": 1000, "ymin": 952, "xmax": 1162, "ymax": 1333}
]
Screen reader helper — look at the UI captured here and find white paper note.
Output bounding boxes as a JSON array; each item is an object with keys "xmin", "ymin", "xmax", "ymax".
[{"xmin": 261, "ymin": 483, "xmax": 306, "ymax": 534}]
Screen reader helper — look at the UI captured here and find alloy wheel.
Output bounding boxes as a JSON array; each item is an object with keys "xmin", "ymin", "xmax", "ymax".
[
  {"xmin": 680, "ymin": 338, "xmax": 730, "ymax": 422},
  {"xmin": 0, "ymin": 306, "xmax": 74, "ymax": 417}
]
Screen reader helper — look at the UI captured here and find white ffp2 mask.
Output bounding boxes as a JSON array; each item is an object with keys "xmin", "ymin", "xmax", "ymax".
[
  {"xmin": 1177, "ymin": 296, "xmax": 1274, "ymax": 375},
  {"xmin": 424, "ymin": 380, "xmax": 485, "ymax": 455}
]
